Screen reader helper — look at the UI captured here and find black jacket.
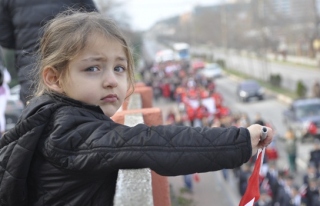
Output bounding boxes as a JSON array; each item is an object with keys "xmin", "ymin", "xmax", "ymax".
[
  {"xmin": 0, "ymin": 0, "xmax": 97, "ymax": 103},
  {"xmin": 0, "ymin": 93, "xmax": 252, "ymax": 206}
]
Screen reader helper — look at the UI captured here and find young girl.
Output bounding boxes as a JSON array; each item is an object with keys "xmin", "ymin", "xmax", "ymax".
[{"xmin": 0, "ymin": 11, "xmax": 273, "ymax": 206}]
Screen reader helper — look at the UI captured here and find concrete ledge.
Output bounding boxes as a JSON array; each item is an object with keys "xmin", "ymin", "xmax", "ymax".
[
  {"xmin": 123, "ymin": 84, "xmax": 153, "ymax": 110},
  {"xmin": 114, "ymin": 168, "xmax": 154, "ymax": 206},
  {"xmin": 127, "ymin": 93, "xmax": 142, "ymax": 110},
  {"xmin": 114, "ymin": 114, "xmax": 154, "ymax": 206},
  {"xmin": 111, "ymin": 108, "xmax": 163, "ymax": 126},
  {"xmin": 113, "ymin": 92, "xmax": 171, "ymax": 206}
]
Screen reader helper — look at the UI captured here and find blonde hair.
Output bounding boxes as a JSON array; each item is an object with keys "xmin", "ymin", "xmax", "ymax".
[{"xmin": 33, "ymin": 10, "xmax": 135, "ymax": 97}]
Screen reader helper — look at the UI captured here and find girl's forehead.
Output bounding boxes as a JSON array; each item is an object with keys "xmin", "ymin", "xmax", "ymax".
[
  {"xmin": 85, "ymin": 33, "xmax": 126, "ymax": 52},
  {"xmin": 73, "ymin": 33, "xmax": 128, "ymax": 63},
  {"xmin": 88, "ymin": 32, "xmax": 120, "ymax": 44},
  {"xmin": 85, "ymin": 33, "xmax": 108, "ymax": 46}
]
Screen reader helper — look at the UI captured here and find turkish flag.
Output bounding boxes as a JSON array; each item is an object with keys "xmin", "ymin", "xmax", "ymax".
[{"xmin": 239, "ymin": 148, "xmax": 265, "ymax": 206}]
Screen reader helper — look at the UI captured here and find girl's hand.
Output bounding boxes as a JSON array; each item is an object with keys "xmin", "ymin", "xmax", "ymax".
[{"xmin": 247, "ymin": 124, "xmax": 273, "ymax": 156}]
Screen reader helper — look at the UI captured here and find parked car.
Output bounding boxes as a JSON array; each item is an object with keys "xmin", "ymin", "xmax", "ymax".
[
  {"xmin": 283, "ymin": 98, "xmax": 320, "ymax": 141},
  {"xmin": 198, "ymin": 63, "xmax": 222, "ymax": 79},
  {"xmin": 5, "ymin": 85, "xmax": 24, "ymax": 130},
  {"xmin": 236, "ymin": 80, "xmax": 264, "ymax": 102}
]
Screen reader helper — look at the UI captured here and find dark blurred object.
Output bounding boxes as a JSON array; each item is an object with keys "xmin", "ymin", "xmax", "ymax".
[
  {"xmin": 253, "ymin": 112, "xmax": 266, "ymax": 126},
  {"xmin": 309, "ymin": 139, "xmax": 320, "ymax": 170},
  {"xmin": 0, "ymin": 0, "xmax": 97, "ymax": 105},
  {"xmin": 5, "ymin": 85, "xmax": 23, "ymax": 130},
  {"xmin": 283, "ymin": 98, "xmax": 320, "ymax": 141},
  {"xmin": 237, "ymin": 80, "xmax": 264, "ymax": 102},
  {"xmin": 312, "ymin": 80, "xmax": 320, "ymax": 98}
]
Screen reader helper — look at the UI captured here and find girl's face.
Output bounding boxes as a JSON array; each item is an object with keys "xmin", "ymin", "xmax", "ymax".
[{"xmin": 62, "ymin": 33, "xmax": 128, "ymax": 117}]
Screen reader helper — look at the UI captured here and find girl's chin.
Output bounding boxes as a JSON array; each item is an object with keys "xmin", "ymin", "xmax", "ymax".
[
  {"xmin": 104, "ymin": 112, "xmax": 115, "ymax": 117},
  {"xmin": 104, "ymin": 110, "xmax": 117, "ymax": 117},
  {"xmin": 100, "ymin": 105, "xmax": 119, "ymax": 117}
]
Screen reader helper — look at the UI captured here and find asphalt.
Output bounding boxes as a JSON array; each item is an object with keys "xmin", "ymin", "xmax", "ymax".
[{"xmin": 226, "ymin": 72, "xmax": 312, "ymax": 170}]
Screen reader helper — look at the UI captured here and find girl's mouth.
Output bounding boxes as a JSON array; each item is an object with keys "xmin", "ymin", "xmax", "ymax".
[{"xmin": 102, "ymin": 94, "xmax": 118, "ymax": 103}]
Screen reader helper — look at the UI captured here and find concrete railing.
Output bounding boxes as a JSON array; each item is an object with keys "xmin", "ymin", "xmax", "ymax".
[
  {"xmin": 114, "ymin": 112, "xmax": 154, "ymax": 206},
  {"xmin": 112, "ymin": 83, "xmax": 171, "ymax": 206}
]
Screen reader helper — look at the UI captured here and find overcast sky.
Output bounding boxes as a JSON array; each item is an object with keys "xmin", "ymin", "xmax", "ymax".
[{"xmin": 123, "ymin": 0, "xmax": 223, "ymax": 31}]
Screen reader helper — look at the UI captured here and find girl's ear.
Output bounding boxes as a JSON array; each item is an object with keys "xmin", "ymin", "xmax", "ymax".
[{"xmin": 43, "ymin": 66, "xmax": 64, "ymax": 93}]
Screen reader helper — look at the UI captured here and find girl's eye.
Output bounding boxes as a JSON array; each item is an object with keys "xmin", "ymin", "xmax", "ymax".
[
  {"xmin": 85, "ymin": 66, "xmax": 99, "ymax": 72},
  {"xmin": 114, "ymin": 66, "xmax": 126, "ymax": 73}
]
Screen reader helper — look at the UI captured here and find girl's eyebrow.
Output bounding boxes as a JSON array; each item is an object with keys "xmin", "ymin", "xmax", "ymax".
[
  {"xmin": 81, "ymin": 56, "xmax": 127, "ymax": 62},
  {"xmin": 116, "ymin": 56, "xmax": 128, "ymax": 62}
]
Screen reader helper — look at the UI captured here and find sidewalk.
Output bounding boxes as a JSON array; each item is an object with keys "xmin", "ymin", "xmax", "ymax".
[{"xmin": 169, "ymin": 170, "xmax": 241, "ymax": 206}]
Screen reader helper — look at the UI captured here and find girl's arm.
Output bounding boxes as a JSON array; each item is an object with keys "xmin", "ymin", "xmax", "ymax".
[{"xmin": 44, "ymin": 108, "xmax": 253, "ymax": 176}]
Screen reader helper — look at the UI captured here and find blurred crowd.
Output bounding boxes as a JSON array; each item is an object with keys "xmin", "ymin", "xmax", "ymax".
[{"xmin": 140, "ymin": 58, "xmax": 320, "ymax": 206}]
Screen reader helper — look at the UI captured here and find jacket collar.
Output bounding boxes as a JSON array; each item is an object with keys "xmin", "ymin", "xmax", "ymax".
[
  {"xmin": 49, "ymin": 92, "xmax": 104, "ymax": 114},
  {"xmin": 22, "ymin": 92, "xmax": 104, "ymax": 120}
]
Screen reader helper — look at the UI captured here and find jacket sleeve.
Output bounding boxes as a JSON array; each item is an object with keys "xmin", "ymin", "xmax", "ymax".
[
  {"xmin": 0, "ymin": 0, "xmax": 15, "ymax": 49},
  {"xmin": 42, "ymin": 107, "xmax": 252, "ymax": 176}
]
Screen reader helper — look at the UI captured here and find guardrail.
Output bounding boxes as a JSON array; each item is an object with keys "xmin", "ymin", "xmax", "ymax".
[{"xmin": 112, "ymin": 83, "xmax": 171, "ymax": 206}]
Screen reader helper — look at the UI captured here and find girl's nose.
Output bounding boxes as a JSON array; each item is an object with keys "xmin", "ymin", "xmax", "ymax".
[{"xmin": 103, "ymin": 70, "xmax": 118, "ymax": 88}]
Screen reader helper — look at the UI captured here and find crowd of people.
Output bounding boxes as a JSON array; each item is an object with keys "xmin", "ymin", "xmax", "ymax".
[{"xmin": 140, "ymin": 57, "xmax": 320, "ymax": 206}]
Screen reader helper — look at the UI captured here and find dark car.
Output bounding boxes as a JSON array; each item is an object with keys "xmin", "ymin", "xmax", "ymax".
[
  {"xmin": 283, "ymin": 98, "xmax": 320, "ymax": 141},
  {"xmin": 236, "ymin": 80, "xmax": 264, "ymax": 102},
  {"xmin": 5, "ymin": 85, "xmax": 24, "ymax": 130}
]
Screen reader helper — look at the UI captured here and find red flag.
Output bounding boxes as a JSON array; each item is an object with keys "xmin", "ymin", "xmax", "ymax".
[{"xmin": 239, "ymin": 148, "xmax": 265, "ymax": 206}]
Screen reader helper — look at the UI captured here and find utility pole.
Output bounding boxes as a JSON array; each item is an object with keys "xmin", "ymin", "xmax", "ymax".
[
  {"xmin": 312, "ymin": 0, "xmax": 320, "ymax": 67},
  {"xmin": 257, "ymin": 0, "xmax": 269, "ymax": 81},
  {"xmin": 220, "ymin": 0, "xmax": 229, "ymax": 64}
]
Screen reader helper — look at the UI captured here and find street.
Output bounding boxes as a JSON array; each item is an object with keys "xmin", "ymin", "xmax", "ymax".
[{"xmin": 153, "ymin": 74, "xmax": 313, "ymax": 206}]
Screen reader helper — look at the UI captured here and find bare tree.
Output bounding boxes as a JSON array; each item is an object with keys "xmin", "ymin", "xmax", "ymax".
[{"xmin": 310, "ymin": 0, "xmax": 320, "ymax": 57}]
